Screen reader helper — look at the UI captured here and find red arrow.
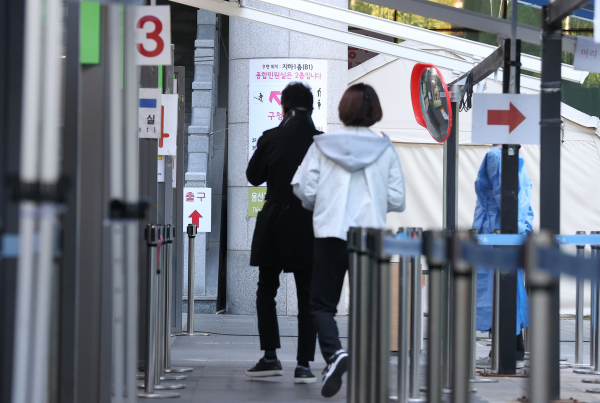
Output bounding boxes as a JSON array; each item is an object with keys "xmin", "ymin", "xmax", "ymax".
[
  {"xmin": 189, "ymin": 210, "xmax": 202, "ymax": 227},
  {"xmin": 269, "ymin": 91, "xmax": 282, "ymax": 105},
  {"xmin": 487, "ymin": 102, "xmax": 526, "ymax": 133}
]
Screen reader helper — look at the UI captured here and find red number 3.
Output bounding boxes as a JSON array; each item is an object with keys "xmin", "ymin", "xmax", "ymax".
[{"xmin": 137, "ymin": 16, "xmax": 164, "ymax": 58}]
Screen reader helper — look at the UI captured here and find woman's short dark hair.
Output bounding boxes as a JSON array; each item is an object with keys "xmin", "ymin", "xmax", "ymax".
[
  {"xmin": 338, "ymin": 83, "xmax": 382, "ymax": 127},
  {"xmin": 281, "ymin": 82, "xmax": 313, "ymax": 113}
]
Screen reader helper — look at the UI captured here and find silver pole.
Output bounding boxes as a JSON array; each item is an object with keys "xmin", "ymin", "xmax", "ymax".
[
  {"xmin": 369, "ymin": 229, "xmax": 391, "ymax": 403},
  {"xmin": 450, "ymin": 231, "xmax": 474, "ymax": 403},
  {"xmin": 578, "ymin": 233, "xmax": 600, "ymax": 379},
  {"xmin": 108, "ymin": 5, "xmax": 125, "ymax": 402},
  {"xmin": 425, "ymin": 231, "xmax": 445, "ymax": 403},
  {"xmin": 30, "ymin": 0, "xmax": 64, "ymax": 400},
  {"xmin": 591, "ymin": 279, "xmax": 597, "ymax": 369},
  {"xmin": 155, "ymin": 227, "xmax": 186, "ymax": 385},
  {"xmin": 575, "ymin": 231, "xmax": 586, "ymax": 365},
  {"xmin": 187, "ymin": 224, "xmax": 197, "ymax": 334},
  {"xmin": 525, "ymin": 231, "xmax": 555, "ymax": 403},
  {"xmin": 124, "ymin": 6, "xmax": 140, "ymax": 401},
  {"xmin": 164, "ymin": 225, "xmax": 193, "ymax": 373},
  {"xmin": 409, "ymin": 229, "xmax": 426, "ymax": 401},
  {"xmin": 397, "ymin": 250, "xmax": 410, "ymax": 403},
  {"xmin": 139, "ymin": 226, "xmax": 180, "ymax": 399},
  {"xmin": 491, "ymin": 270, "xmax": 501, "ymax": 373},
  {"xmin": 357, "ymin": 229, "xmax": 370, "ymax": 403},
  {"xmin": 347, "ymin": 228, "xmax": 360, "ymax": 403}
]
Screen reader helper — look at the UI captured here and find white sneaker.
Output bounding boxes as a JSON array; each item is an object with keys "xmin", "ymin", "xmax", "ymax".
[{"xmin": 321, "ymin": 349, "xmax": 348, "ymax": 398}]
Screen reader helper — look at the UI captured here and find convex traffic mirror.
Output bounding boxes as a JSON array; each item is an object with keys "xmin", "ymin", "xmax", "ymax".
[{"xmin": 410, "ymin": 63, "xmax": 453, "ymax": 143}]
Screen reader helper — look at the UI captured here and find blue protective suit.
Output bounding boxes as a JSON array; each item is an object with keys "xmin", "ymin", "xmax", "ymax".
[{"xmin": 472, "ymin": 146, "xmax": 533, "ymax": 334}]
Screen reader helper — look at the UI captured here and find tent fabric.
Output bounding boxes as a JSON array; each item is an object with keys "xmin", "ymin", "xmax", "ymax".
[{"xmin": 348, "ymin": 54, "xmax": 600, "ymax": 315}]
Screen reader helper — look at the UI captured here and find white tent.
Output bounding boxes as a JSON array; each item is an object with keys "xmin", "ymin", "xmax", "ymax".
[{"xmin": 349, "ymin": 52, "xmax": 600, "ymax": 315}]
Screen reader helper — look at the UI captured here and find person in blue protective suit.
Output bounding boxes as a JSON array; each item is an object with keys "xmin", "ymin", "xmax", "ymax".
[{"xmin": 473, "ymin": 145, "xmax": 533, "ymax": 368}]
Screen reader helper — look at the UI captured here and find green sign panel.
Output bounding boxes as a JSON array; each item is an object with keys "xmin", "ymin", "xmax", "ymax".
[{"xmin": 248, "ymin": 187, "xmax": 267, "ymax": 217}]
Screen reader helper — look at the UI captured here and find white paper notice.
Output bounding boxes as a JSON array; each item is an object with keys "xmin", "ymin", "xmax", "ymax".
[
  {"xmin": 183, "ymin": 188, "xmax": 211, "ymax": 233},
  {"xmin": 157, "ymin": 156, "xmax": 176, "ymax": 188},
  {"xmin": 574, "ymin": 36, "xmax": 600, "ymax": 73},
  {"xmin": 139, "ymin": 88, "xmax": 161, "ymax": 139},
  {"xmin": 158, "ymin": 94, "xmax": 177, "ymax": 156},
  {"xmin": 248, "ymin": 59, "xmax": 328, "ymax": 166}
]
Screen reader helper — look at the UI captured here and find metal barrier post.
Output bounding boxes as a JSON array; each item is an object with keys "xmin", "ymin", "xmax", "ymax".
[
  {"xmin": 581, "ymin": 233, "xmax": 600, "ymax": 383},
  {"xmin": 450, "ymin": 231, "xmax": 474, "ymax": 403},
  {"xmin": 575, "ymin": 231, "xmax": 586, "ymax": 366},
  {"xmin": 163, "ymin": 225, "xmax": 193, "ymax": 374},
  {"xmin": 397, "ymin": 228, "xmax": 411, "ymax": 403},
  {"xmin": 185, "ymin": 224, "xmax": 197, "ymax": 334},
  {"xmin": 357, "ymin": 228, "xmax": 370, "ymax": 403},
  {"xmin": 347, "ymin": 227, "xmax": 359, "ymax": 403},
  {"xmin": 423, "ymin": 231, "xmax": 446, "ymax": 403},
  {"xmin": 143, "ymin": 225, "xmax": 185, "ymax": 391},
  {"xmin": 139, "ymin": 225, "xmax": 180, "ymax": 399},
  {"xmin": 490, "ymin": 230, "xmax": 501, "ymax": 374},
  {"xmin": 409, "ymin": 228, "xmax": 426, "ymax": 402},
  {"xmin": 525, "ymin": 231, "xmax": 555, "ymax": 403},
  {"xmin": 374, "ymin": 229, "xmax": 392, "ymax": 403}
]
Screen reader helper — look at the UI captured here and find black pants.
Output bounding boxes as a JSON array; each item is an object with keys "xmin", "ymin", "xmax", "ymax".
[
  {"xmin": 310, "ymin": 237, "xmax": 349, "ymax": 361},
  {"xmin": 256, "ymin": 266, "xmax": 317, "ymax": 363}
]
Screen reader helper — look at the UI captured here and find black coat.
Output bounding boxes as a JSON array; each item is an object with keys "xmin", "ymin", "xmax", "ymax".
[{"xmin": 246, "ymin": 108, "xmax": 321, "ymax": 272}]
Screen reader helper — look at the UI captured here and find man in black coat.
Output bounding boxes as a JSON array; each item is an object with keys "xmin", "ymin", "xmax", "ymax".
[{"xmin": 245, "ymin": 83, "xmax": 320, "ymax": 384}]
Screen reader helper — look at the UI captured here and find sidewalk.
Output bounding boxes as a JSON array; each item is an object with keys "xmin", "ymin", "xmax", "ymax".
[{"xmin": 160, "ymin": 314, "xmax": 600, "ymax": 403}]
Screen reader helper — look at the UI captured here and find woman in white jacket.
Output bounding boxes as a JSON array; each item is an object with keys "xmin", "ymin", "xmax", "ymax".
[{"xmin": 292, "ymin": 83, "xmax": 406, "ymax": 398}]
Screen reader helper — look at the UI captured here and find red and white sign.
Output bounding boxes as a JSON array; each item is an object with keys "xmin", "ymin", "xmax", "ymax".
[
  {"xmin": 158, "ymin": 94, "xmax": 177, "ymax": 156},
  {"xmin": 472, "ymin": 94, "xmax": 540, "ymax": 145},
  {"xmin": 135, "ymin": 6, "xmax": 172, "ymax": 66},
  {"xmin": 183, "ymin": 188, "xmax": 211, "ymax": 233}
]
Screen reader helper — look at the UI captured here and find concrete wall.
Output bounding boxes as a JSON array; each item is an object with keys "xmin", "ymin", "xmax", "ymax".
[{"xmin": 226, "ymin": 0, "xmax": 348, "ymax": 314}]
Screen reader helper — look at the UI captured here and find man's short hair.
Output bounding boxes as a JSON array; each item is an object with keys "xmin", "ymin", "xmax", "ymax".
[
  {"xmin": 281, "ymin": 82, "xmax": 314, "ymax": 113},
  {"xmin": 338, "ymin": 83, "xmax": 383, "ymax": 127}
]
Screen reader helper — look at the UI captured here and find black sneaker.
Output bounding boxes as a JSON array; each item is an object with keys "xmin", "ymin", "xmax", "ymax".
[
  {"xmin": 245, "ymin": 357, "xmax": 283, "ymax": 377},
  {"xmin": 321, "ymin": 350, "xmax": 348, "ymax": 397},
  {"xmin": 294, "ymin": 366, "xmax": 316, "ymax": 384}
]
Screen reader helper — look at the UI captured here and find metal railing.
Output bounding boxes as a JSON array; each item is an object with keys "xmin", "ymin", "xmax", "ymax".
[{"xmin": 348, "ymin": 227, "xmax": 600, "ymax": 403}]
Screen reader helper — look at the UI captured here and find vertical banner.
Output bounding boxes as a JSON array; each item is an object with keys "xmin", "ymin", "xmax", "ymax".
[{"xmin": 248, "ymin": 59, "xmax": 328, "ymax": 164}]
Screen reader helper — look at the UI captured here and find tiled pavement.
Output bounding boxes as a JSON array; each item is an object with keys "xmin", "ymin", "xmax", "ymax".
[{"xmin": 149, "ymin": 315, "xmax": 600, "ymax": 402}]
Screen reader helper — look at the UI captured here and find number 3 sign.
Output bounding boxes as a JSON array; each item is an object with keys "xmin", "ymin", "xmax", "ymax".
[{"xmin": 135, "ymin": 6, "xmax": 172, "ymax": 66}]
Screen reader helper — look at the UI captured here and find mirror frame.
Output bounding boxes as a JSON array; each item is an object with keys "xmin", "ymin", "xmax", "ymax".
[{"xmin": 410, "ymin": 63, "xmax": 453, "ymax": 143}]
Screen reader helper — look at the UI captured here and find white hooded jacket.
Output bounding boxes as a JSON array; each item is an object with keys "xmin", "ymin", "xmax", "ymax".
[{"xmin": 291, "ymin": 126, "xmax": 406, "ymax": 241}]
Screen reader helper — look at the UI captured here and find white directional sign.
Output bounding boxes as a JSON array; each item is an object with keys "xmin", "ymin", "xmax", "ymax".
[
  {"xmin": 135, "ymin": 6, "xmax": 172, "ymax": 66},
  {"xmin": 138, "ymin": 88, "xmax": 161, "ymax": 139},
  {"xmin": 183, "ymin": 188, "xmax": 211, "ymax": 233},
  {"xmin": 471, "ymin": 94, "xmax": 540, "ymax": 145}
]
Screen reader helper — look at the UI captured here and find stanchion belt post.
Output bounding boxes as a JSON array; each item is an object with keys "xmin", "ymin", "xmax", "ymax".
[
  {"xmin": 142, "ymin": 224, "xmax": 159, "ymax": 394},
  {"xmin": 423, "ymin": 231, "xmax": 447, "ymax": 403},
  {"xmin": 409, "ymin": 228, "xmax": 425, "ymax": 401},
  {"xmin": 593, "ymin": 232, "xmax": 600, "ymax": 373},
  {"xmin": 347, "ymin": 228, "xmax": 362, "ymax": 403},
  {"xmin": 491, "ymin": 229, "xmax": 501, "ymax": 373},
  {"xmin": 468, "ymin": 229, "xmax": 479, "ymax": 380},
  {"xmin": 397, "ymin": 228, "xmax": 411, "ymax": 403},
  {"xmin": 164, "ymin": 225, "xmax": 193, "ymax": 373},
  {"xmin": 450, "ymin": 231, "xmax": 474, "ymax": 403},
  {"xmin": 525, "ymin": 231, "xmax": 555, "ymax": 403},
  {"xmin": 187, "ymin": 224, "xmax": 197, "ymax": 334},
  {"xmin": 575, "ymin": 231, "xmax": 586, "ymax": 365},
  {"xmin": 155, "ymin": 225, "xmax": 166, "ymax": 386},
  {"xmin": 357, "ymin": 228, "xmax": 370, "ymax": 403},
  {"xmin": 367, "ymin": 229, "xmax": 392, "ymax": 403}
]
